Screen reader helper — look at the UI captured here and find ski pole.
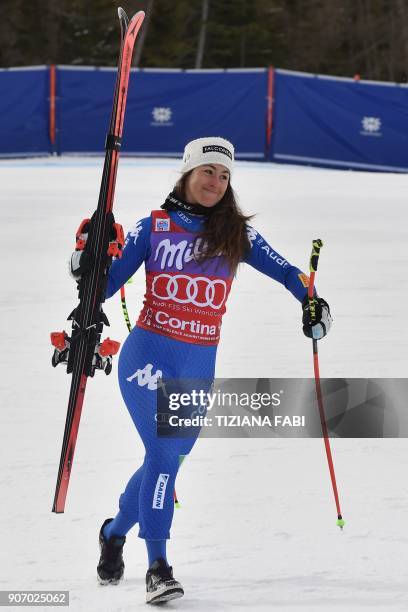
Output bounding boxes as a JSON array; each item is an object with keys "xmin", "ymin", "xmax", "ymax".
[
  {"xmin": 120, "ymin": 284, "xmax": 132, "ymax": 332},
  {"xmin": 308, "ymin": 239, "xmax": 345, "ymax": 530}
]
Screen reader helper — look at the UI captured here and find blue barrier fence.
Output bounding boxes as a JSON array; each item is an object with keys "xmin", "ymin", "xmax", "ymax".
[
  {"xmin": 0, "ymin": 66, "xmax": 50, "ymax": 157},
  {"xmin": 56, "ymin": 67, "xmax": 267, "ymax": 158},
  {"xmin": 1, "ymin": 65, "xmax": 408, "ymax": 171},
  {"xmin": 269, "ymin": 69, "xmax": 408, "ymax": 172}
]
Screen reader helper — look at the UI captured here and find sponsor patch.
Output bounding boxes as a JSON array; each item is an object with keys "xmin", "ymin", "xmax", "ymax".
[
  {"xmin": 155, "ymin": 218, "xmax": 170, "ymax": 232},
  {"xmin": 298, "ymin": 273, "xmax": 310, "ymax": 288},
  {"xmin": 202, "ymin": 145, "xmax": 233, "ymax": 160},
  {"xmin": 152, "ymin": 473, "xmax": 170, "ymax": 509}
]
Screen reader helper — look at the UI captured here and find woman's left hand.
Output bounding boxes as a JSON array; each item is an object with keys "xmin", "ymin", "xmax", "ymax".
[{"xmin": 302, "ymin": 296, "xmax": 332, "ymax": 340}]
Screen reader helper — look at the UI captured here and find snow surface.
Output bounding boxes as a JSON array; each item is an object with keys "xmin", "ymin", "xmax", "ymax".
[{"xmin": 1, "ymin": 157, "xmax": 408, "ymax": 611}]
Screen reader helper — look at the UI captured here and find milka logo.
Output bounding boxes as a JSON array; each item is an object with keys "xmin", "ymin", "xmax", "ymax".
[
  {"xmin": 152, "ymin": 473, "xmax": 169, "ymax": 509},
  {"xmin": 154, "ymin": 238, "xmax": 210, "ymax": 270},
  {"xmin": 126, "ymin": 363, "xmax": 162, "ymax": 390}
]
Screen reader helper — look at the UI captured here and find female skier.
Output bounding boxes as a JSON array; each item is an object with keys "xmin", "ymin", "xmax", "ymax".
[{"xmin": 72, "ymin": 137, "xmax": 332, "ymax": 604}]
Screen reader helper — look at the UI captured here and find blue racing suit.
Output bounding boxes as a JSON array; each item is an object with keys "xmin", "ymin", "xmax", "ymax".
[{"xmin": 105, "ymin": 208, "xmax": 309, "ymax": 540}]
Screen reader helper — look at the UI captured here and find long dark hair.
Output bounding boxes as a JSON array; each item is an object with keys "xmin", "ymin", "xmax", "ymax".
[{"xmin": 174, "ymin": 171, "xmax": 254, "ymax": 273}]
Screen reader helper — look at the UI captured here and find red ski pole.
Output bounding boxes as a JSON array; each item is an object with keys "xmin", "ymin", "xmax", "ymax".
[{"xmin": 308, "ymin": 239, "xmax": 345, "ymax": 530}]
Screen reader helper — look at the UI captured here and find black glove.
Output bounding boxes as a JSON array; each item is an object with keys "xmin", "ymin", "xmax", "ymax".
[
  {"xmin": 68, "ymin": 218, "xmax": 94, "ymax": 280},
  {"xmin": 302, "ymin": 296, "xmax": 332, "ymax": 339}
]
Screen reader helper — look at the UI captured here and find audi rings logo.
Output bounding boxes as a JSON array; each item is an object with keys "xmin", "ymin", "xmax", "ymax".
[{"xmin": 152, "ymin": 274, "xmax": 227, "ymax": 309}]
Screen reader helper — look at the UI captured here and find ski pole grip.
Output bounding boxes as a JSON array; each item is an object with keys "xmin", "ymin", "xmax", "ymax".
[
  {"xmin": 309, "ymin": 239, "xmax": 323, "ymax": 273},
  {"xmin": 307, "ymin": 239, "xmax": 323, "ymax": 317}
]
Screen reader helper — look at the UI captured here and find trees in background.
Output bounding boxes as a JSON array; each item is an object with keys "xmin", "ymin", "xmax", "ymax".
[{"xmin": 0, "ymin": 0, "xmax": 407, "ymax": 81}]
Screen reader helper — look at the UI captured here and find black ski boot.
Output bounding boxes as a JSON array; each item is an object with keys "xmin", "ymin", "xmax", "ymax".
[
  {"xmin": 97, "ymin": 518, "xmax": 126, "ymax": 585},
  {"xmin": 146, "ymin": 557, "xmax": 184, "ymax": 604}
]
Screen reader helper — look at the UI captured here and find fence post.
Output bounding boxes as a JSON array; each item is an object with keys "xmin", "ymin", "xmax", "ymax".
[
  {"xmin": 265, "ymin": 65, "xmax": 274, "ymax": 160},
  {"xmin": 49, "ymin": 64, "xmax": 57, "ymax": 155}
]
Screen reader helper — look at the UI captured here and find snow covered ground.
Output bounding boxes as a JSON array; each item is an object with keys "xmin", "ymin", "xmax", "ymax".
[{"xmin": 1, "ymin": 157, "xmax": 408, "ymax": 611}]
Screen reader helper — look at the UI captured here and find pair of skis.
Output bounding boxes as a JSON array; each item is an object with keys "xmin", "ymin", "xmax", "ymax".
[{"xmin": 51, "ymin": 8, "xmax": 145, "ymax": 513}]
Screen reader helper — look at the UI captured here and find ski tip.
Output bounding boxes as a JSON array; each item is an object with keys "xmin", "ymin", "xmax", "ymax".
[
  {"xmin": 117, "ymin": 7, "xmax": 129, "ymax": 37},
  {"xmin": 133, "ymin": 11, "xmax": 146, "ymax": 22},
  {"xmin": 118, "ymin": 7, "xmax": 145, "ymax": 23}
]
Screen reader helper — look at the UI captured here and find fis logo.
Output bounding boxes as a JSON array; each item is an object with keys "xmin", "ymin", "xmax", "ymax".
[
  {"xmin": 152, "ymin": 473, "xmax": 169, "ymax": 509},
  {"xmin": 155, "ymin": 218, "xmax": 170, "ymax": 232}
]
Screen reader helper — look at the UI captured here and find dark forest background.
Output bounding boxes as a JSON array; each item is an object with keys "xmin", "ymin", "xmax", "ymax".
[{"xmin": 1, "ymin": 0, "xmax": 408, "ymax": 82}]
